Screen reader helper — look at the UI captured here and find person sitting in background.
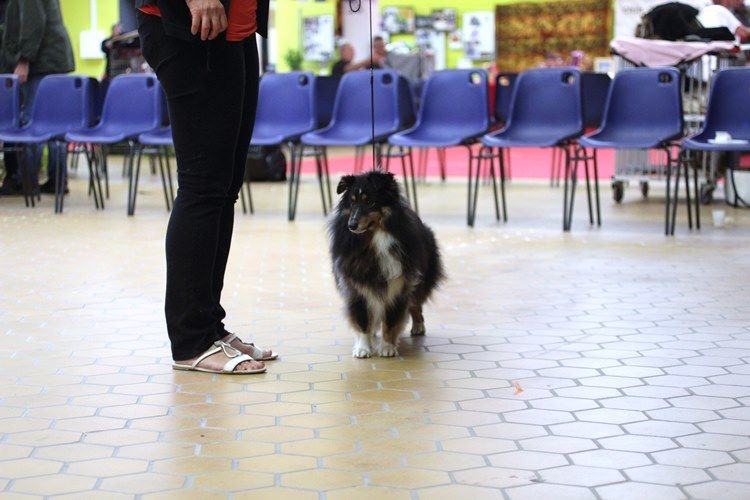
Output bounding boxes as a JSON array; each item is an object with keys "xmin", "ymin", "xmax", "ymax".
[
  {"xmin": 698, "ymin": 0, "xmax": 750, "ymax": 42},
  {"xmin": 330, "ymin": 42, "xmax": 370, "ymax": 77},
  {"xmin": 371, "ymin": 36, "xmax": 388, "ymax": 68}
]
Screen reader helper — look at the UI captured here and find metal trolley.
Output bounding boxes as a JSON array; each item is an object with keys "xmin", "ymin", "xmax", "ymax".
[{"xmin": 609, "ymin": 37, "xmax": 742, "ymax": 203}]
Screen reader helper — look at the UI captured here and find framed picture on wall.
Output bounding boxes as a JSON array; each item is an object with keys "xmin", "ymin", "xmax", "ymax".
[
  {"xmin": 463, "ymin": 11, "xmax": 495, "ymax": 60},
  {"xmin": 432, "ymin": 8, "xmax": 456, "ymax": 32},
  {"xmin": 303, "ymin": 15, "xmax": 334, "ymax": 62},
  {"xmin": 415, "ymin": 15, "xmax": 433, "ymax": 30},
  {"xmin": 381, "ymin": 6, "xmax": 416, "ymax": 34}
]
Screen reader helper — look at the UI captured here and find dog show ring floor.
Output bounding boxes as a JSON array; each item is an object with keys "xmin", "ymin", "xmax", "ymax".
[{"xmin": 2, "ymin": 166, "xmax": 750, "ymax": 499}]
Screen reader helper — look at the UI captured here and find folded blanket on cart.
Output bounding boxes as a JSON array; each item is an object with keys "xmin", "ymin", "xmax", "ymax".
[{"xmin": 611, "ymin": 36, "xmax": 735, "ymax": 67}]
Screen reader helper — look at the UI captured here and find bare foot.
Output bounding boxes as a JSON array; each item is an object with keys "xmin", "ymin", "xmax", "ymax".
[
  {"xmin": 177, "ymin": 345, "xmax": 265, "ymax": 373},
  {"xmin": 222, "ymin": 334, "xmax": 276, "ymax": 360}
]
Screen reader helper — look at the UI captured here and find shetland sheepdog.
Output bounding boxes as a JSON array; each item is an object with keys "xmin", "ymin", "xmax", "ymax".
[{"xmin": 328, "ymin": 171, "xmax": 445, "ymax": 357}]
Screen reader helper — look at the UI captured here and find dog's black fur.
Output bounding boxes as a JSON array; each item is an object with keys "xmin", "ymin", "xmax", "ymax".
[{"xmin": 328, "ymin": 171, "xmax": 444, "ymax": 357}]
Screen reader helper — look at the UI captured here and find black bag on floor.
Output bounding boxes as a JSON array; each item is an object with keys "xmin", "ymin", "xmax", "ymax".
[{"xmin": 244, "ymin": 146, "xmax": 286, "ymax": 182}]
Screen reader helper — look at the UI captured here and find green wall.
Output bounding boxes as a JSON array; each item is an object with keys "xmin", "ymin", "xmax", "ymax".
[
  {"xmin": 274, "ymin": 0, "xmax": 336, "ymax": 73},
  {"xmin": 60, "ymin": 0, "xmax": 119, "ymax": 78}
]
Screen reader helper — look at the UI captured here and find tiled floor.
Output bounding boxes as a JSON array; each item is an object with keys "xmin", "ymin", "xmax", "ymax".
[{"xmin": 2, "ymin": 161, "xmax": 750, "ymax": 499}]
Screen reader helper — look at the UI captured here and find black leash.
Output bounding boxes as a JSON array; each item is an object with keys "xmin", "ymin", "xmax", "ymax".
[{"xmin": 348, "ymin": 0, "xmax": 378, "ymax": 172}]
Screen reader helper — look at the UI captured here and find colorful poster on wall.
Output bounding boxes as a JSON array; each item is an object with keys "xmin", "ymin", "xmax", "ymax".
[
  {"xmin": 381, "ymin": 6, "xmax": 416, "ymax": 34},
  {"xmin": 303, "ymin": 15, "xmax": 334, "ymax": 62},
  {"xmin": 463, "ymin": 11, "xmax": 495, "ymax": 60},
  {"xmin": 432, "ymin": 8, "xmax": 457, "ymax": 32}
]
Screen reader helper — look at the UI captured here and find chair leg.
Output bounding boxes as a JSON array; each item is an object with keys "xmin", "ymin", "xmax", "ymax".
[
  {"xmin": 239, "ymin": 180, "xmax": 248, "ymax": 214},
  {"xmin": 693, "ymin": 159, "xmax": 700, "ymax": 230},
  {"xmin": 407, "ymin": 147, "xmax": 418, "ymax": 215},
  {"xmin": 671, "ymin": 150, "xmax": 680, "ymax": 236},
  {"xmin": 563, "ymin": 145, "xmax": 578, "ymax": 231},
  {"xmin": 499, "ymin": 147, "xmax": 508, "ymax": 222},
  {"xmin": 470, "ymin": 148, "xmax": 482, "ymax": 226},
  {"xmin": 287, "ymin": 143, "xmax": 301, "ymax": 221},
  {"xmin": 399, "ymin": 147, "xmax": 412, "ymax": 205},
  {"xmin": 487, "ymin": 147, "xmax": 500, "ymax": 222},
  {"xmin": 100, "ymin": 146, "xmax": 110, "ymax": 199},
  {"xmin": 592, "ymin": 148, "xmax": 601, "ymax": 227},
  {"xmin": 246, "ymin": 181, "xmax": 254, "ymax": 214},
  {"xmin": 322, "ymin": 148, "xmax": 333, "ymax": 212},
  {"xmin": 664, "ymin": 148, "xmax": 672, "ymax": 236},
  {"xmin": 682, "ymin": 153, "xmax": 693, "ymax": 231},
  {"xmin": 128, "ymin": 144, "xmax": 142, "ymax": 216},
  {"xmin": 157, "ymin": 148, "xmax": 171, "ymax": 211},
  {"xmin": 583, "ymin": 148, "xmax": 593, "ymax": 226},
  {"xmin": 467, "ymin": 147, "xmax": 476, "ymax": 227},
  {"xmin": 438, "ymin": 147, "xmax": 447, "ymax": 182},
  {"xmin": 84, "ymin": 145, "xmax": 99, "ymax": 209},
  {"xmin": 54, "ymin": 140, "xmax": 65, "ymax": 214}
]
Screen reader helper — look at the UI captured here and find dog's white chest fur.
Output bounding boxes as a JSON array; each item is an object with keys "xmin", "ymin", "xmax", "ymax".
[{"xmin": 371, "ymin": 230, "xmax": 402, "ymax": 281}]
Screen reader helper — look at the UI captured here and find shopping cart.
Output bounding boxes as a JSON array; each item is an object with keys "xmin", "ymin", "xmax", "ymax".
[{"xmin": 608, "ymin": 36, "xmax": 741, "ymax": 203}]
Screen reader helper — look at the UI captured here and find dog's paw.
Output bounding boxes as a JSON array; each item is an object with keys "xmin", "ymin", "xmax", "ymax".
[
  {"xmin": 352, "ymin": 346, "xmax": 372, "ymax": 358},
  {"xmin": 410, "ymin": 322, "xmax": 426, "ymax": 336},
  {"xmin": 379, "ymin": 342, "xmax": 399, "ymax": 357}
]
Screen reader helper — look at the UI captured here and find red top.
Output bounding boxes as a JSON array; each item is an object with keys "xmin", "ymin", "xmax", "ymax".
[{"xmin": 139, "ymin": 0, "xmax": 256, "ymax": 41}]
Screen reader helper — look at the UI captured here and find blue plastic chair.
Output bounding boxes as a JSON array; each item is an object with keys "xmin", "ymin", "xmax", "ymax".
[
  {"xmin": 682, "ymin": 67, "xmax": 750, "ymax": 221},
  {"xmin": 388, "ymin": 69, "xmax": 490, "ymax": 221},
  {"xmin": 251, "ymin": 72, "xmax": 316, "ymax": 220},
  {"xmin": 550, "ymin": 72, "xmax": 612, "ymax": 188},
  {"xmin": 0, "ymin": 75, "xmax": 92, "ymax": 212},
  {"xmin": 483, "ymin": 68, "xmax": 586, "ymax": 230},
  {"xmin": 66, "ymin": 74, "xmax": 163, "ymax": 215},
  {"xmin": 301, "ymin": 69, "xmax": 402, "ymax": 217},
  {"xmin": 579, "ymin": 67, "xmax": 684, "ymax": 235}
]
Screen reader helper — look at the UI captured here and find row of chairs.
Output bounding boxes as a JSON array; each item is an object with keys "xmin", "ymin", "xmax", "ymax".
[
  {"xmin": 2, "ymin": 68, "xmax": 745, "ymax": 234},
  {"xmin": 0, "ymin": 74, "xmax": 166, "ymax": 214},
  {"xmin": 256, "ymin": 69, "xmax": 612, "ymax": 223}
]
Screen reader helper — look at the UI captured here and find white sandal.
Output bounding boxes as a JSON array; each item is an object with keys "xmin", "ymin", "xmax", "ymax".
[
  {"xmin": 173, "ymin": 340, "xmax": 267, "ymax": 374},
  {"xmin": 222, "ymin": 333, "xmax": 279, "ymax": 361}
]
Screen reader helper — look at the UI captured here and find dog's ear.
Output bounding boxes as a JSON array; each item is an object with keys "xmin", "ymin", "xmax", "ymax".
[{"xmin": 337, "ymin": 175, "xmax": 355, "ymax": 194}]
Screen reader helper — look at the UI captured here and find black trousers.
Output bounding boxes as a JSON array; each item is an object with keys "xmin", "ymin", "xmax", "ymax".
[{"xmin": 138, "ymin": 14, "xmax": 259, "ymax": 360}]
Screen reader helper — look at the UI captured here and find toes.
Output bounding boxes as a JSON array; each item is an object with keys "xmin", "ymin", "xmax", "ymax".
[
  {"xmin": 238, "ymin": 360, "xmax": 265, "ymax": 372},
  {"xmin": 379, "ymin": 344, "xmax": 398, "ymax": 357},
  {"xmin": 352, "ymin": 348, "xmax": 372, "ymax": 358}
]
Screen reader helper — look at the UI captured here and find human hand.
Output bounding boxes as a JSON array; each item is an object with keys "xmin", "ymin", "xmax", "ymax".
[
  {"xmin": 14, "ymin": 60, "xmax": 29, "ymax": 84},
  {"xmin": 185, "ymin": 0, "xmax": 227, "ymax": 41}
]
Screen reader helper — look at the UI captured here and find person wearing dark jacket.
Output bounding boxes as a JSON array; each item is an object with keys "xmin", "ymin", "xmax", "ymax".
[
  {"xmin": 0, "ymin": 0, "xmax": 74, "ymax": 195},
  {"xmin": 136, "ymin": 0, "xmax": 277, "ymax": 374}
]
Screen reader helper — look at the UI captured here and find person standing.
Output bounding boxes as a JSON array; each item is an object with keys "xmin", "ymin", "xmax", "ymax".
[
  {"xmin": 136, "ymin": 0, "xmax": 277, "ymax": 374},
  {"xmin": 0, "ymin": 0, "xmax": 74, "ymax": 195}
]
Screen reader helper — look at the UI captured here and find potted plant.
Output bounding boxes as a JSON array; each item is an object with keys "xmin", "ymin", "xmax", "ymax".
[{"xmin": 284, "ymin": 49, "xmax": 303, "ymax": 71}]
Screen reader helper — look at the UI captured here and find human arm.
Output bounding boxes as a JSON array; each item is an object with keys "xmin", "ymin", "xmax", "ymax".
[
  {"xmin": 737, "ymin": 24, "xmax": 750, "ymax": 42},
  {"xmin": 185, "ymin": 0, "xmax": 228, "ymax": 41}
]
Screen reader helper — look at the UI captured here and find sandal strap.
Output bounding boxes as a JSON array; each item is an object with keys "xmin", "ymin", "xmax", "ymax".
[
  {"xmin": 190, "ymin": 340, "xmax": 245, "ymax": 369},
  {"xmin": 222, "ymin": 353, "xmax": 254, "ymax": 373},
  {"xmin": 223, "ymin": 333, "xmax": 269, "ymax": 359},
  {"xmin": 223, "ymin": 333, "xmax": 239, "ymax": 344}
]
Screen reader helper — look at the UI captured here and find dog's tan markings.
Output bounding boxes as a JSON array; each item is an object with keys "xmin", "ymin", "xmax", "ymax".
[{"xmin": 366, "ymin": 211, "xmax": 384, "ymax": 229}]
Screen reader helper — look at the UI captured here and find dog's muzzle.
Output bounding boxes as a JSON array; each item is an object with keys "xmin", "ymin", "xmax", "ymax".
[{"xmin": 348, "ymin": 207, "xmax": 369, "ymax": 234}]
